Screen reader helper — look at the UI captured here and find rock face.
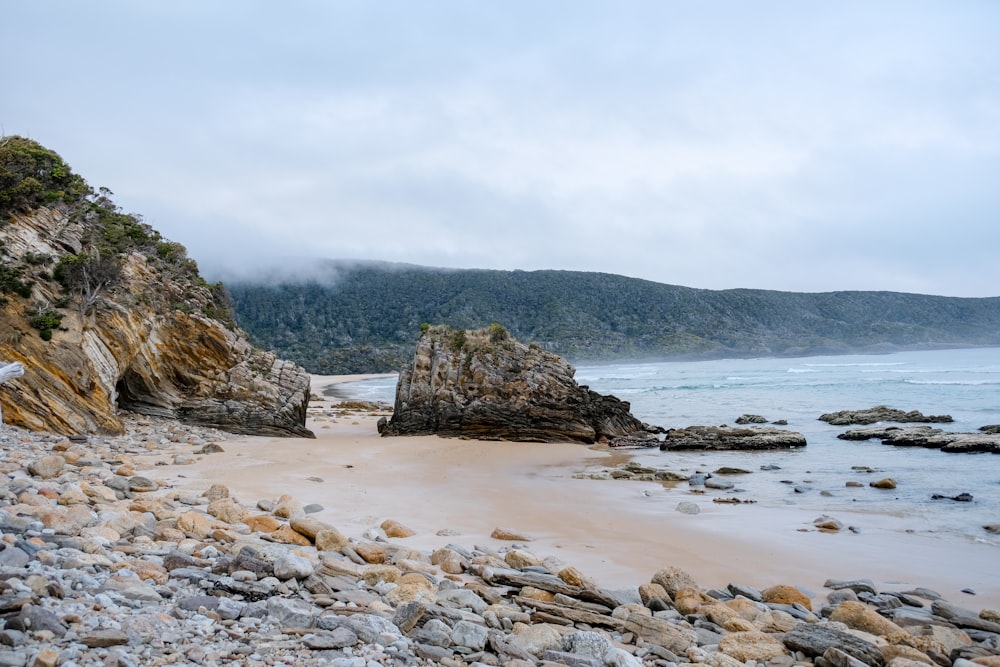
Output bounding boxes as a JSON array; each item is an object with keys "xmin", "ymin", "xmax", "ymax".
[
  {"xmin": 659, "ymin": 425, "xmax": 807, "ymax": 451},
  {"xmin": 0, "ymin": 140, "xmax": 312, "ymax": 437},
  {"xmin": 819, "ymin": 405, "xmax": 953, "ymax": 426},
  {"xmin": 381, "ymin": 324, "xmax": 649, "ymax": 443}
]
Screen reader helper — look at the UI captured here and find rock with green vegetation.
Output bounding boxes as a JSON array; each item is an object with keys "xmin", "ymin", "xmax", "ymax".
[
  {"xmin": 381, "ymin": 324, "xmax": 652, "ymax": 443},
  {"xmin": 0, "ymin": 137, "xmax": 312, "ymax": 437}
]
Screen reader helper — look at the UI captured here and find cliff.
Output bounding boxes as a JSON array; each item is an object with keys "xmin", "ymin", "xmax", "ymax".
[
  {"xmin": 381, "ymin": 324, "xmax": 651, "ymax": 443},
  {"xmin": 0, "ymin": 137, "xmax": 312, "ymax": 437}
]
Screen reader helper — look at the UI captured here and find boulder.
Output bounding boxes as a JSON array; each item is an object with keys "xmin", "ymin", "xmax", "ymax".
[{"xmin": 381, "ymin": 325, "xmax": 650, "ymax": 443}]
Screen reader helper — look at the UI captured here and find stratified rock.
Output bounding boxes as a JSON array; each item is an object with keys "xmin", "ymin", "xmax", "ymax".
[
  {"xmin": 0, "ymin": 175, "xmax": 312, "ymax": 437},
  {"xmin": 659, "ymin": 425, "xmax": 806, "ymax": 451},
  {"xmin": 381, "ymin": 325, "xmax": 650, "ymax": 443},
  {"xmin": 783, "ymin": 624, "xmax": 885, "ymax": 666},
  {"xmin": 839, "ymin": 426, "xmax": 1000, "ymax": 453},
  {"xmin": 819, "ymin": 406, "xmax": 953, "ymax": 426}
]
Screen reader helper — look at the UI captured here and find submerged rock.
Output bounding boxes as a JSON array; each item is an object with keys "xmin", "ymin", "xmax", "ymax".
[{"xmin": 381, "ymin": 324, "xmax": 651, "ymax": 443}]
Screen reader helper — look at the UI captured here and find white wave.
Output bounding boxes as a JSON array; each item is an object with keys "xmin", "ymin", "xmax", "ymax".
[
  {"xmin": 903, "ymin": 379, "xmax": 1000, "ymax": 386},
  {"xmin": 787, "ymin": 367, "xmax": 820, "ymax": 374},
  {"xmin": 805, "ymin": 362, "xmax": 906, "ymax": 367}
]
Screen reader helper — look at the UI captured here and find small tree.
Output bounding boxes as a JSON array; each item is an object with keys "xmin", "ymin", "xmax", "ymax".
[{"xmin": 54, "ymin": 250, "xmax": 123, "ymax": 320}]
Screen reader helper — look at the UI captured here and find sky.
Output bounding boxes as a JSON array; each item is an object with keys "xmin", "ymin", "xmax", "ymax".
[{"xmin": 3, "ymin": 2, "xmax": 999, "ymax": 297}]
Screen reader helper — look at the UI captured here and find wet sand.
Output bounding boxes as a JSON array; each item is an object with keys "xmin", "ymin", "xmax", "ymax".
[{"xmin": 157, "ymin": 375, "xmax": 1000, "ymax": 609}]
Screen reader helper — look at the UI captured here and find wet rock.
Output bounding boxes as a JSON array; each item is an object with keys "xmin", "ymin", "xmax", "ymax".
[
  {"xmin": 660, "ymin": 425, "xmax": 807, "ymax": 451},
  {"xmin": 820, "ymin": 406, "xmax": 953, "ymax": 425},
  {"xmin": 871, "ymin": 478, "xmax": 897, "ymax": 490}
]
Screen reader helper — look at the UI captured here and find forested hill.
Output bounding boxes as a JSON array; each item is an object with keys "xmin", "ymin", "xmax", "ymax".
[{"xmin": 225, "ymin": 263, "xmax": 1000, "ymax": 374}]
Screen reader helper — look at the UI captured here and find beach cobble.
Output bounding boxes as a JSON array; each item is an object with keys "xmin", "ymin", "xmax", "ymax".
[{"xmin": 2, "ymin": 415, "xmax": 999, "ymax": 667}]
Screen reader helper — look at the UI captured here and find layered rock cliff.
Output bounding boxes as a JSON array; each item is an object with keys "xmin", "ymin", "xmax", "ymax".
[
  {"xmin": 381, "ymin": 324, "xmax": 651, "ymax": 443},
  {"xmin": 0, "ymin": 137, "xmax": 312, "ymax": 437}
]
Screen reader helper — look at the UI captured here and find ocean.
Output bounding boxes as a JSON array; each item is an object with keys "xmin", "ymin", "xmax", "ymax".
[{"xmin": 341, "ymin": 347, "xmax": 1000, "ymax": 547}]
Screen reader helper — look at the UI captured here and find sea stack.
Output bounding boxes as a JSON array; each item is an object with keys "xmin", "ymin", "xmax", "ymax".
[{"xmin": 381, "ymin": 324, "xmax": 651, "ymax": 443}]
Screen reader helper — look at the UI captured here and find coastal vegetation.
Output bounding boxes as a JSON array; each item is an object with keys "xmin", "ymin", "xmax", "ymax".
[{"xmin": 226, "ymin": 262, "xmax": 1000, "ymax": 374}]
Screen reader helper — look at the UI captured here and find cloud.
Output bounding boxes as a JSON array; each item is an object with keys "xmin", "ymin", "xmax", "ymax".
[{"xmin": 2, "ymin": 1, "xmax": 999, "ymax": 296}]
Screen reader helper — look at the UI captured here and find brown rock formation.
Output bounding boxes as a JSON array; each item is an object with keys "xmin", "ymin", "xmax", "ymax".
[
  {"xmin": 380, "ymin": 324, "xmax": 650, "ymax": 443},
  {"xmin": 0, "ymin": 139, "xmax": 311, "ymax": 437}
]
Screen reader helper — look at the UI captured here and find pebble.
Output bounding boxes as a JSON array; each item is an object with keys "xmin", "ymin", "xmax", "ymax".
[{"xmin": 2, "ymin": 414, "xmax": 997, "ymax": 667}]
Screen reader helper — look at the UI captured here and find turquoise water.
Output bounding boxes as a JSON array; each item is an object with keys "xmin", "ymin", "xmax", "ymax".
[{"xmin": 342, "ymin": 347, "xmax": 1000, "ymax": 544}]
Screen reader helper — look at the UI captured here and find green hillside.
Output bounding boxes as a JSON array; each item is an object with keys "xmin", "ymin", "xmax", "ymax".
[{"xmin": 225, "ymin": 263, "xmax": 1000, "ymax": 374}]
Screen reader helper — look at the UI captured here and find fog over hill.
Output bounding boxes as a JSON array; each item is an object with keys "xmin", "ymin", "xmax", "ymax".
[{"xmin": 225, "ymin": 262, "xmax": 1000, "ymax": 374}]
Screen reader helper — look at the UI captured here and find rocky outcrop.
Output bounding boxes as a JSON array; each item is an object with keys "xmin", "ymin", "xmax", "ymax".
[
  {"xmin": 839, "ymin": 426, "xmax": 1000, "ymax": 454},
  {"xmin": 819, "ymin": 405, "xmax": 953, "ymax": 426},
  {"xmin": 0, "ymin": 142, "xmax": 312, "ymax": 437},
  {"xmin": 381, "ymin": 325, "xmax": 651, "ymax": 443},
  {"xmin": 658, "ymin": 425, "xmax": 807, "ymax": 451}
]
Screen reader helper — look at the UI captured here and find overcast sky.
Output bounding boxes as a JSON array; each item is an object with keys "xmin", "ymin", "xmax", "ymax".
[{"xmin": 3, "ymin": 2, "xmax": 999, "ymax": 296}]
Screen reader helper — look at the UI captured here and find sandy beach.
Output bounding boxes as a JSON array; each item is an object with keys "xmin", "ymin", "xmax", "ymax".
[{"xmin": 152, "ymin": 374, "xmax": 1000, "ymax": 609}]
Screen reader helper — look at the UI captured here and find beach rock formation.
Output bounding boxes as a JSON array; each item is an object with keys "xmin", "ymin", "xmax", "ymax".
[
  {"xmin": 839, "ymin": 426, "xmax": 1000, "ymax": 454},
  {"xmin": 2, "ymin": 415, "xmax": 999, "ymax": 667},
  {"xmin": 381, "ymin": 324, "xmax": 651, "ymax": 443},
  {"xmin": 0, "ymin": 138, "xmax": 312, "ymax": 437},
  {"xmin": 819, "ymin": 405, "xmax": 953, "ymax": 425},
  {"xmin": 659, "ymin": 425, "xmax": 807, "ymax": 451}
]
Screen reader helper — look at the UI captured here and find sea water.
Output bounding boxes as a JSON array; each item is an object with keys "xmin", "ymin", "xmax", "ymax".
[{"xmin": 343, "ymin": 347, "xmax": 1000, "ymax": 545}]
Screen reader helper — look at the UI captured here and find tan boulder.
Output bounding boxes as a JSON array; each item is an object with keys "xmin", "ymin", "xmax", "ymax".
[
  {"xmin": 430, "ymin": 547, "xmax": 466, "ymax": 575},
  {"xmin": 354, "ymin": 542, "xmax": 386, "ymax": 564},
  {"xmin": 207, "ymin": 498, "xmax": 248, "ymax": 524},
  {"xmin": 385, "ymin": 572, "xmax": 437, "ymax": 606},
  {"xmin": 269, "ymin": 524, "xmax": 312, "ymax": 546},
  {"xmin": 971, "ymin": 658, "xmax": 1000, "ymax": 667},
  {"xmin": 881, "ymin": 645, "xmax": 935, "ymax": 665},
  {"xmin": 508, "ymin": 623, "xmax": 564, "ymax": 658},
  {"xmin": 175, "ymin": 511, "xmax": 218, "ymax": 539},
  {"xmin": 113, "ymin": 559, "xmax": 169, "ymax": 585},
  {"xmin": 557, "ymin": 566, "xmax": 593, "ymax": 589},
  {"xmin": 39, "ymin": 506, "xmax": 95, "ymax": 535},
  {"xmin": 722, "ymin": 618, "xmax": 757, "ymax": 632},
  {"xmin": 203, "ymin": 484, "xmax": 230, "ymax": 501},
  {"xmin": 210, "ymin": 528, "xmax": 239, "ymax": 543},
  {"xmin": 81, "ymin": 482, "xmax": 118, "ymax": 504},
  {"xmin": 762, "ymin": 584, "xmax": 812, "ymax": 610},
  {"xmin": 80, "ymin": 525, "xmax": 121, "ymax": 541},
  {"xmin": 756, "ymin": 609, "xmax": 798, "ymax": 633},
  {"xmin": 16, "ymin": 492, "xmax": 51, "ymax": 507},
  {"xmin": 889, "ymin": 659, "xmax": 936, "ymax": 667},
  {"xmin": 505, "ymin": 549, "xmax": 541, "ymax": 569},
  {"xmin": 272, "ymin": 494, "xmax": 304, "ymax": 519},
  {"xmin": 57, "ymin": 485, "xmax": 89, "ymax": 506},
  {"xmin": 315, "ymin": 528, "xmax": 350, "ymax": 552},
  {"xmin": 289, "ymin": 515, "xmax": 334, "ymax": 539},
  {"xmin": 519, "ymin": 586, "xmax": 556, "ymax": 603},
  {"xmin": 28, "ymin": 455, "xmax": 66, "ymax": 479},
  {"xmin": 651, "ymin": 566, "xmax": 699, "ymax": 598},
  {"xmin": 115, "ymin": 464, "xmax": 135, "ymax": 477},
  {"xmin": 718, "ymin": 630, "xmax": 788, "ymax": 662},
  {"xmin": 674, "ymin": 586, "xmax": 709, "ymax": 615},
  {"xmin": 245, "ymin": 515, "xmax": 283, "ymax": 533},
  {"xmin": 871, "ymin": 477, "xmax": 897, "ymax": 489},
  {"xmin": 491, "ymin": 527, "xmax": 532, "ymax": 541},
  {"xmin": 129, "ymin": 497, "xmax": 177, "ymax": 521},
  {"xmin": 638, "ymin": 582, "xmax": 671, "ymax": 605},
  {"xmin": 830, "ymin": 600, "xmax": 904, "ymax": 636},
  {"xmin": 907, "ymin": 624, "xmax": 972, "ymax": 654},
  {"xmin": 362, "ymin": 564, "xmax": 401, "ymax": 586},
  {"xmin": 704, "ymin": 604, "xmax": 740, "ymax": 627},
  {"xmin": 380, "ymin": 519, "xmax": 416, "ymax": 538},
  {"xmin": 724, "ymin": 597, "xmax": 764, "ymax": 621}
]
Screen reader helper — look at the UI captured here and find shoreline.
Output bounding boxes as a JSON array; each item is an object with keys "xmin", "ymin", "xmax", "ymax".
[{"xmin": 151, "ymin": 374, "xmax": 1000, "ymax": 608}]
